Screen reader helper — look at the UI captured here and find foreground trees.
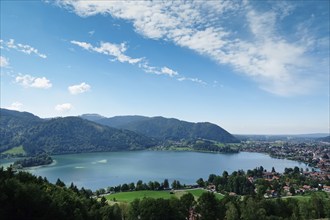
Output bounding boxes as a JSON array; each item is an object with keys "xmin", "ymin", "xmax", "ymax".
[
  {"xmin": 1, "ymin": 168, "xmax": 330, "ymax": 220},
  {"xmin": 0, "ymin": 167, "xmax": 121, "ymax": 220}
]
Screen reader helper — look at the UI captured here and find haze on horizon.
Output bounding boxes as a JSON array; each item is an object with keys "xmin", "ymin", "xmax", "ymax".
[{"xmin": 0, "ymin": 0, "xmax": 329, "ymax": 135}]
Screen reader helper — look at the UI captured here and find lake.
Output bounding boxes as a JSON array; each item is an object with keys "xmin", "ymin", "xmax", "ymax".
[{"xmin": 0, "ymin": 151, "xmax": 311, "ymax": 190}]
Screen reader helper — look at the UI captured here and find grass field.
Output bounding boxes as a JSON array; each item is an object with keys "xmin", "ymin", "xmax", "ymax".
[
  {"xmin": 105, "ymin": 189, "xmax": 224, "ymax": 203},
  {"xmin": 283, "ymin": 191, "xmax": 329, "ymax": 202},
  {"xmin": 282, "ymin": 195, "xmax": 310, "ymax": 202},
  {"xmin": 2, "ymin": 146, "xmax": 26, "ymax": 155}
]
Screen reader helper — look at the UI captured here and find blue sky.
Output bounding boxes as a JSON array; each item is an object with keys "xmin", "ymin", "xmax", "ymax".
[{"xmin": 0, "ymin": 0, "xmax": 329, "ymax": 134}]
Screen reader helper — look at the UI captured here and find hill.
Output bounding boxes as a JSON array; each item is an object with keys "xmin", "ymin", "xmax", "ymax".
[
  {"xmin": 1, "ymin": 109, "xmax": 156, "ymax": 155},
  {"xmin": 84, "ymin": 115, "xmax": 239, "ymax": 143},
  {"xmin": 0, "ymin": 109, "xmax": 44, "ymax": 152}
]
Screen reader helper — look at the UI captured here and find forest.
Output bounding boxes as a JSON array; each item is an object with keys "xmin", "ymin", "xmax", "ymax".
[{"xmin": 1, "ymin": 167, "xmax": 329, "ymax": 220}]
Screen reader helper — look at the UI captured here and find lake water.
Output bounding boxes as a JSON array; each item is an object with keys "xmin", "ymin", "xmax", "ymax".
[{"xmin": 0, "ymin": 151, "xmax": 311, "ymax": 190}]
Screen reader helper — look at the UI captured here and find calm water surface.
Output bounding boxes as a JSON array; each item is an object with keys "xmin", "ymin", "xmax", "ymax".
[{"xmin": 0, "ymin": 151, "xmax": 311, "ymax": 190}]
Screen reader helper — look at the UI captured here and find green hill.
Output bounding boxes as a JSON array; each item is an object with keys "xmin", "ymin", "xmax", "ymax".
[
  {"xmin": 0, "ymin": 109, "xmax": 44, "ymax": 152},
  {"xmin": 84, "ymin": 115, "xmax": 239, "ymax": 143},
  {"xmin": 1, "ymin": 109, "xmax": 156, "ymax": 155}
]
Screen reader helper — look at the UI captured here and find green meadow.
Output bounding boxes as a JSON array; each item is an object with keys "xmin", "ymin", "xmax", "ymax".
[
  {"xmin": 105, "ymin": 189, "xmax": 224, "ymax": 203},
  {"xmin": 2, "ymin": 146, "xmax": 26, "ymax": 155}
]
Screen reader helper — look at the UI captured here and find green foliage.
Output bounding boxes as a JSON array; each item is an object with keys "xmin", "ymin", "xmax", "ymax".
[
  {"xmin": 171, "ymin": 180, "xmax": 182, "ymax": 189},
  {"xmin": 191, "ymin": 140, "xmax": 239, "ymax": 153},
  {"xmin": 13, "ymin": 153, "xmax": 53, "ymax": 168},
  {"xmin": 0, "ymin": 168, "xmax": 122, "ymax": 220},
  {"xmin": 89, "ymin": 115, "xmax": 239, "ymax": 143},
  {"xmin": 196, "ymin": 191, "xmax": 224, "ymax": 220},
  {"xmin": 1, "ymin": 146, "xmax": 26, "ymax": 156},
  {"xmin": 0, "ymin": 109, "xmax": 157, "ymax": 155},
  {"xmin": 180, "ymin": 193, "xmax": 195, "ymax": 219},
  {"xmin": 0, "ymin": 109, "xmax": 43, "ymax": 153},
  {"xmin": 1, "ymin": 168, "xmax": 329, "ymax": 220}
]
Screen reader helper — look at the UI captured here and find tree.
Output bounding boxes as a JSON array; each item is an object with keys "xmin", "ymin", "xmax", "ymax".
[
  {"xmin": 180, "ymin": 193, "xmax": 195, "ymax": 219},
  {"xmin": 154, "ymin": 181, "xmax": 161, "ymax": 190},
  {"xmin": 271, "ymin": 167, "xmax": 276, "ymax": 173},
  {"xmin": 136, "ymin": 180, "xmax": 143, "ymax": 191},
  {"xmin": 196, "ymin": 192, "xmax": 221, "ymax": 220},
  {"xmin": 226, "ymin": 202, "xmax": 239, "ymax": 220},
  {"xmin": 128, "ymin": 199, "xmax": 140, "ymax": 220},
  {"xmin": 163, "ymin": 179, "xmax": 169, "ymax": 189},
  {"xmin": 148, "ymin": 181, "xmax": 155, "ymax": 190},
  {"xmin": 121, "ymin": 183, "xmax": 129, "ymax": 192},
  {"xmin": 172, "ymin": 180, "xmax": 182, "ymax": 189},
  {"xmin": 311, "ymin": 193, "xmax": 325, "ymax": 219},
  {"xmin": 208, "ymin": 174, "xmax": 217, "ymax": 184},
  {"xmin": 289, "ymin": 186, "xmax": 295, "ymax": 196},
  {"xmin": 196, "ymin": 178, "xmax": 205, "ymax": 187},
  {"xmin": 129, "ymin": 182, "xmax": 135, "ymax": 191},
  {"xmin": 240, "ymin": 197, "xmax": 266, "ymax": 220},
  {"xmin": 222, "ymin": 171, "xmax": 229, "ymax": 179},
  {"xmin": 55, "ymin": 178, "xmax": 65, "ymax": 187},
  {"xmin": 256, "ymin": 185, "xmax": 267, "ymax": 198}
]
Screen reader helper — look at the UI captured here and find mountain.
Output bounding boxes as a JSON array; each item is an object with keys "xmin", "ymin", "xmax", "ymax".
[
  {"xmin": 79, "ymin": 113, "xmax": 105, "ymax": 122},
  {"xmin": 83, "ymin": 115, "xmax": 148, "ymax": 128},
  {"xmin": 85, "ymin": 115, "xmax": 239, "ymax": 143},
  {"xmin": 0, "ymin": 109, "xmax": 44, "ymax": 152},
  {"xmin": 0, "ymin": 109, "xmax": 156, "ymax": 155}
]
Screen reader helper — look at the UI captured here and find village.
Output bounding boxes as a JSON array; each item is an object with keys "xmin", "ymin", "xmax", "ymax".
[{"xmin": 240, "ymin": 140, "xmax": 330, "ymax": 172}]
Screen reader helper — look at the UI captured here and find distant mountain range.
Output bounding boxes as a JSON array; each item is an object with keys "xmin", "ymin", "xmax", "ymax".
[
  {"xmin": 80, "ymin": 114, "xmax": 239, "ymax": 143},
  {"xmin": 0, "ymin": 109, "xmax": 239, "ymax": 155}
]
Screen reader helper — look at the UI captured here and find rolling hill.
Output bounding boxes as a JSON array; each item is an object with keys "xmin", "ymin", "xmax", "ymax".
[
  {"xmin": 81, "ymin": 114, "xmax": 239, "ymax": 143},
  {"xmin": 0, "ymin": 109, "xmax": 156, "ymax": 155}
]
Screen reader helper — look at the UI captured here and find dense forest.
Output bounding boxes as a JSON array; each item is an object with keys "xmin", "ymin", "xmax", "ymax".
[
  {"xmin": 0, "ymin": 109, "xmax": 157, "ymax": 155},
  {"xmin": 0, "ymin": 168, "xmax": 123, "ymax": 220},
  {"xmin": 1, "ymin": 109, "xmax": 240, "ymax": 156},
  {"xmin": 81, "ymin": 114, "xmax": 239, "ymax": 143},
  {"xmin": 1, "ymin": 168, "xmax": 329, "ymax": 220},
  {"xmin": 13, "ymin": 153, "xmax": 53, "ymax": 168}
]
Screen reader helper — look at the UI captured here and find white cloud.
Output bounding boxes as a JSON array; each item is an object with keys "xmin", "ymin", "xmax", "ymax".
[
  {"xmin": 55, "ymin": 103, "xmax": 73, "ymax": 113},
  {"xmin": 71, "ymin": 40, "xmax": 142, "ymax": 64},
  {"xmin": 72, "ymin": 40, "xmax": 183, "ymax": 79},
  {"xmin": 15, "ymin": 74, "xmax": 52, "ymax": 89},
  {"xmin": 6, "ymin": 102, "xmax": 23, "ymax": 111},
  {"xmin": 1, "ymin": 39, "xmax": 47, "ymax": 59},
  {"xmin": 161, "ymin": 67, "xmax": 178, "ymax": 77},
  {"xmin": 0, "ymin": 56, "xmax": 9, "ymax": 67},
  {"xmin": 57, "ymin": 0, "xmax": 328, "ymax": 96},
  {"xmin": 177, "ymin": 77, "xmax": 207, "ymax": 85},
  {"xmin": 68, "ymin": 82, "xmax": 91, "ymax": 95}
]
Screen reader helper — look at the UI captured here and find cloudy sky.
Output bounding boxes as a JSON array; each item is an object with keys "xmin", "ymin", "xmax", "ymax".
[{"xmin": 1, "ymin": 0, "xmax": 329, "ymax": 134}]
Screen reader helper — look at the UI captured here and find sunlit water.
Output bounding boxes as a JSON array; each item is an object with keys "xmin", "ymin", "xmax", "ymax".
[{"xmin": 0, "ymin": 151, "xmax": 311, "ymax": 190}]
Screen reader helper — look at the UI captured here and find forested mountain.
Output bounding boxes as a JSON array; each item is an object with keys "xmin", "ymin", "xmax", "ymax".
[
  {"xmin": 0, "ymin": 109, "xmax": 44, "ymax": 152},
  {"xmin": 81, "ymin": 115, "xmax": 148, "ymax": 128},
  {"xmin": 1, "ymin": 108, "xmax": 238, "ymax": 156},
  {"xmin": 0, "ymin": 109, "xmax": 156, "ymax": 155},
  {"xmin": 79, "ymin": 113, "xmax": 105, "ymax": 122},
  {"xmin": 82, "ymin": 115, "xmax": 239, "ymax": 143}
]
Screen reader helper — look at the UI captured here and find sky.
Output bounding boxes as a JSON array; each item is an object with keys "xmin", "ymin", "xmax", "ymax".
[{"xmin": 0, "ymin": 0, "xmax": 329, "ymax": 135}]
